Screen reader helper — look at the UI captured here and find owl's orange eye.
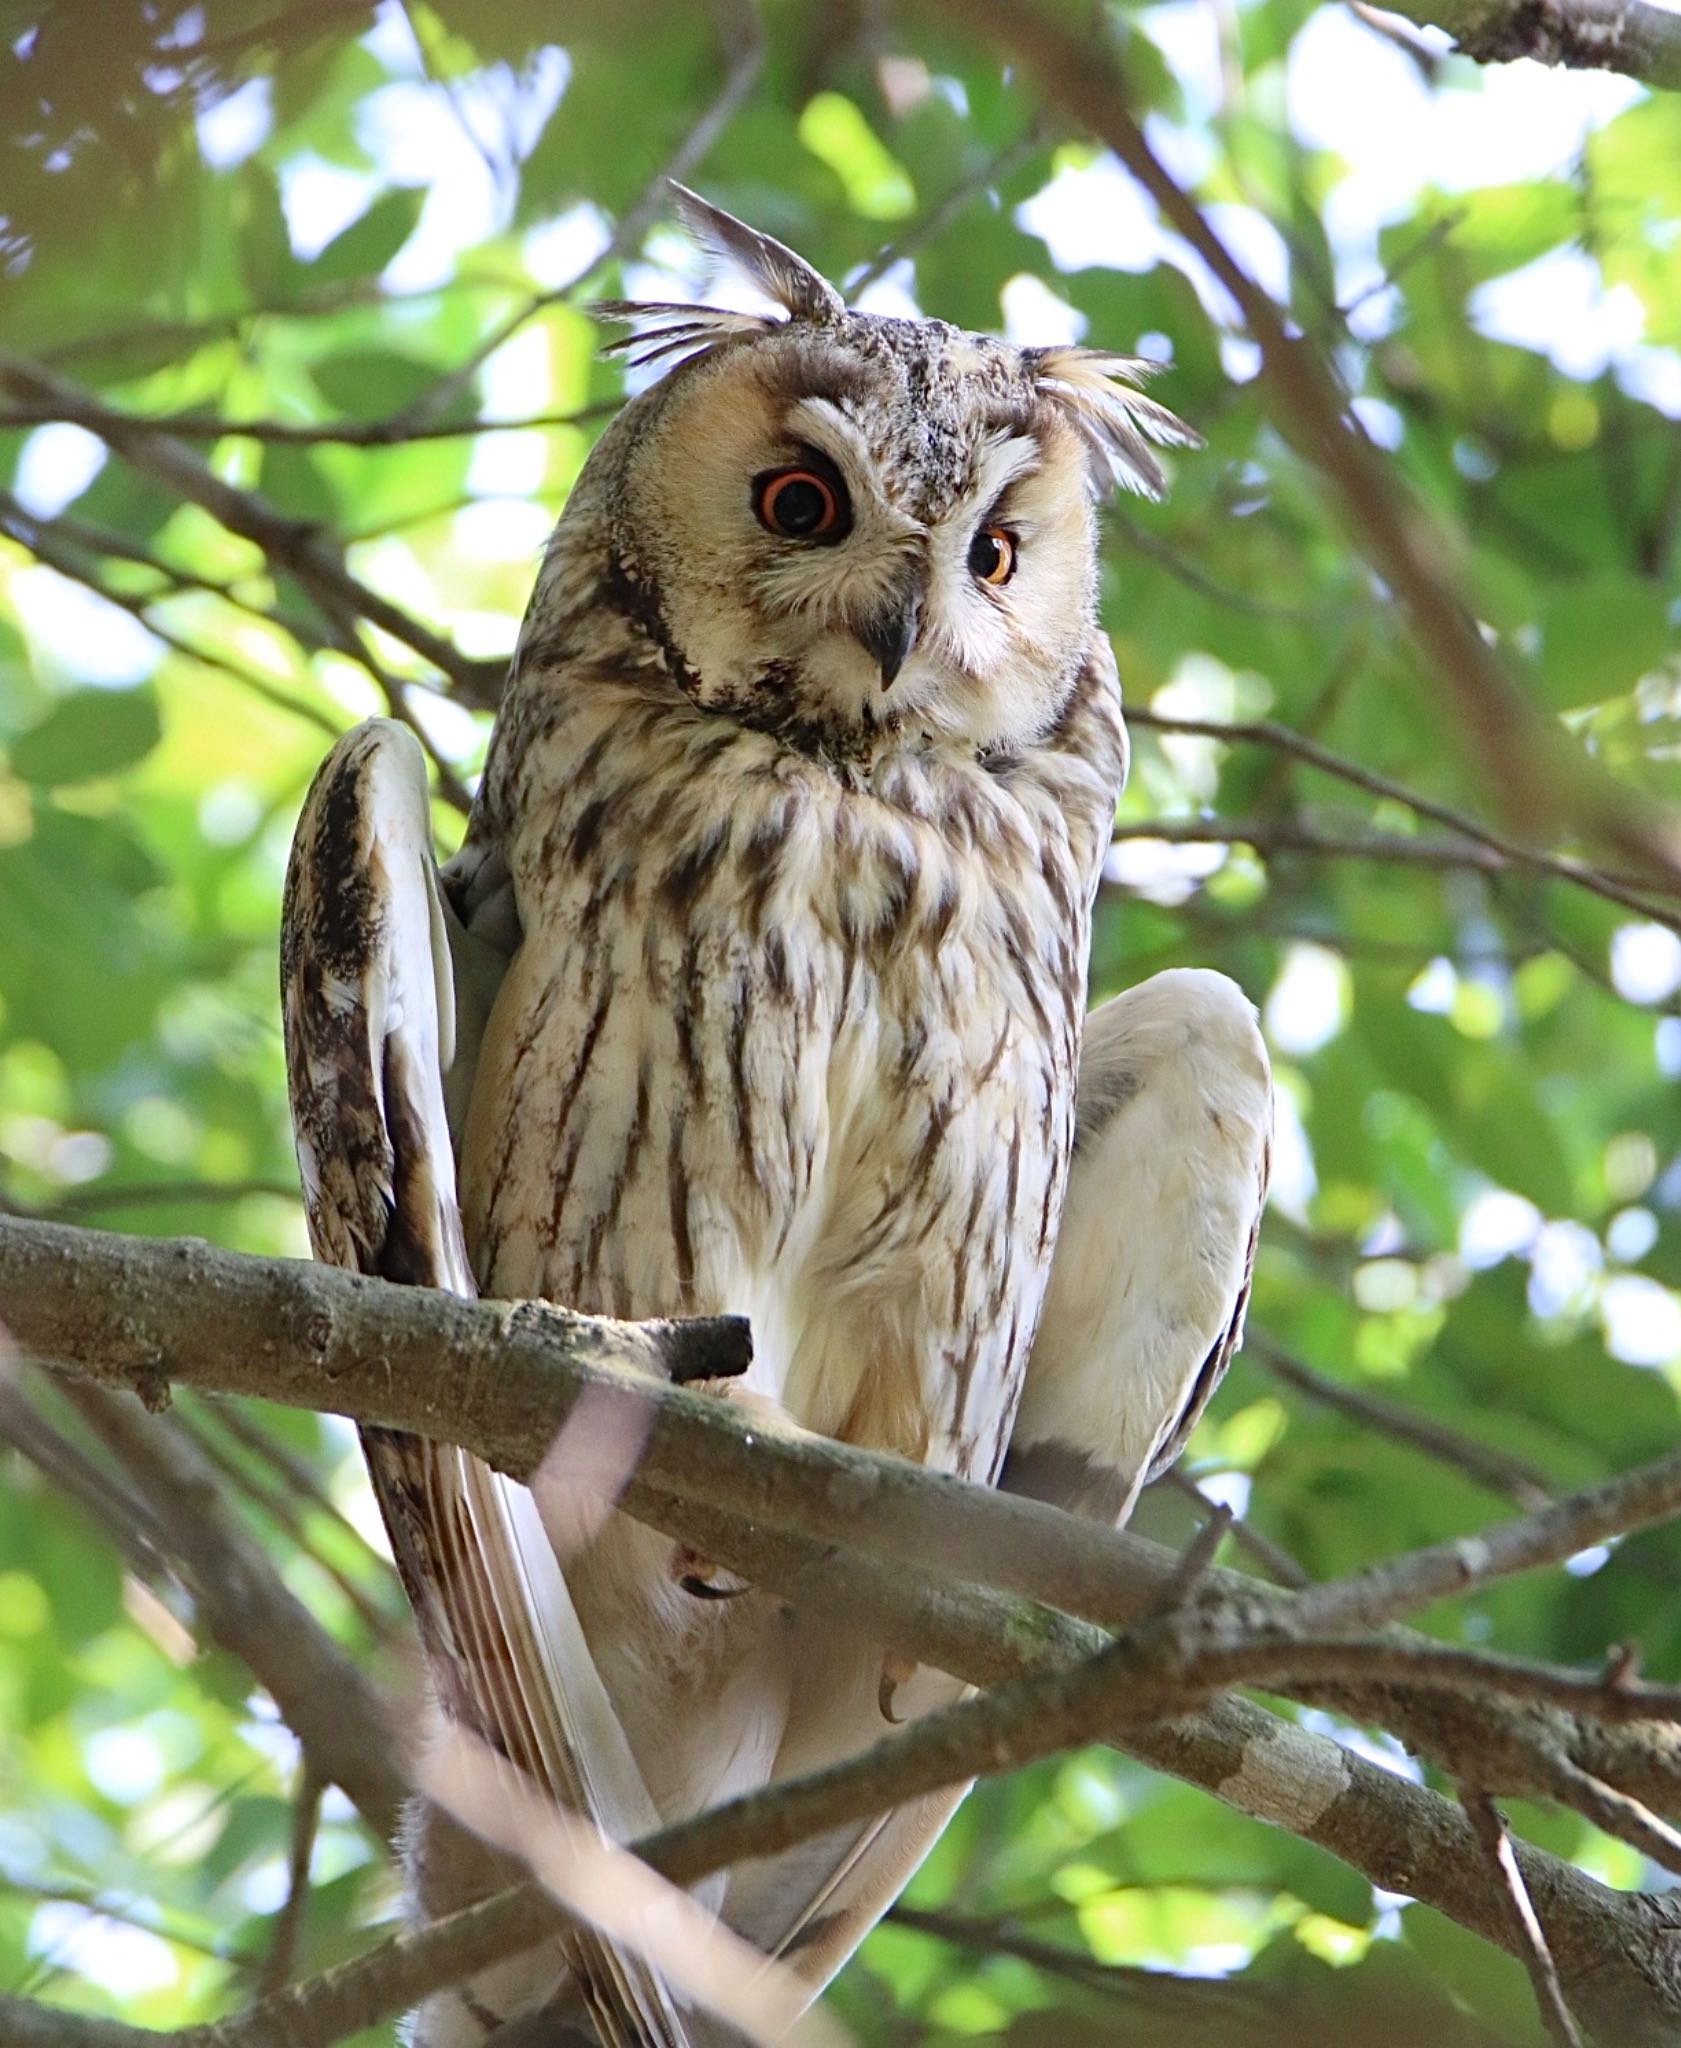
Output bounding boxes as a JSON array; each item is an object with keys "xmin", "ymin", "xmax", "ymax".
[
  {"xmin": 968, "ymin": 524, "xmax": 1017, "ymax": 587},
  {"xmin": 753, "ymin": 465, "xmax": 849, "ymax": 543}
]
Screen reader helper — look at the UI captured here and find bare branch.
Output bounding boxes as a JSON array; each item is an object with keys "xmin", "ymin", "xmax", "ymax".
[
  {"xmin": 0, "ymin": 402, "xmax": 614, "ymax": 446},
  {"xmin": 1251, "ymin": 1337, "xmax": 1555, "ymax": 1510},
  {"xmin": 396, "ymin": 0, "xmax": 766, "ymax": 430},
  {"xmin": 1290, "ymin": 1447, "xmax": 1681, "ymax": 1634},
  {"xmin": 8, "ymin": 1215, "xmax": 1681, "ymax": 2037},
  {"xmin": 54, "ymin": 1378, "xmax": 409, "ymax": 1841},
  {"xmin": 1156, "ymin": 1467, "xmax": 1312, "ymax": 1589},
  {"xmin": 171, "ymin": 1397, "xmax": 401, "ymax": 1641},
  {"xmin": 8, "ymin": 1211, "xmax": 1680, "ymax": 1656},
  {"xmin": 1110, "ymin": 814, "xmax": 1678, "ymax": 907},
  {"xmin": 0, "ymin": 353, "xmax": 506, "ymax": 712},
  {"xmin": 1464, "ymin": 1789, "xmax": 1587, "ymax": 2048},
  {"xmin": 43, "ymin": 1179, "xmax": 304, "ymax": 1218},
  {"xmin": 259, "ymin": 1762, "xmax": 324, "ymax": 1996},
  {"xmin": 929, "ymin": 0, "xmax": 1681, "ymax": 891},
  {"xmin": 0, "ymin": 489, "xmax": 343, "ymax": 740},
  {"xmin": 1126, "ymin": 708, "xmax": 1681, "ymax": 931},
  {"xmin": 1366, "ymin": 0, "xmax": 1681, "ymax": 88},
  {"xmin": 846, "ymin": 123, "xmax": 1046, "ymax": 299}
]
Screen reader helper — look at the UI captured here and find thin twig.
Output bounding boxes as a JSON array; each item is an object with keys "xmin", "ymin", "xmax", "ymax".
[
  {"xmin": 0, "ymin": 402, "xmax": 615, "ymax": 446},
  {"xmin": 42, "ymin": 1178, "xmax": 302, "ymax": 1217},
  {"xmin": 933, "ymin": 0, "xmax": 1681, "ymax": 891},
  {"xmin": 395, "ymin": 0, "xmax": 766, "ymax": 430},
  {"xmin": 1157, "ymin": 1466, "xmax": 1311, "ymax": 1588},
  {"xmin": 171, "ymin": 1402, "xmax": 399, "ymax": 1643},
  {"xmin": 0, "ymin": 353, "xmax": 506, "ymax": 710},
  {"xmin": 0, "ymin": 490, "xmax": 342, "ymax": 740},
  {"xmin": 202, "ymin": 1395, "xmax": 400, "ymax": 1597},
  {"xmin": 1126, "ymin": 707, "xmax": 1681, "ymax": 930},
  {"xmin": 1111, "ymin": 512, "xmax": 1362, "ymax": 624},
  {"xmin": 1290, "ymin": 1445, "xmax": 1681, "ymax": 1635},
  {"xmin": 1463, "ymin": 1789, "xmax": 1588, "ymax": 2048},
  {"xmin": 1151, "ymin": 1500, "xmax": 1234, "ymax": 1614},
  {"xmin": 1110, "ymin": 814, "xmax": 1677, "ymax": 911},
  {"xmin": 1250, "ymin": 1337, "xmax": 1555, "ymax": 1510},
  {"xmin": 846, "ymin": 123, "xmax": 1046, "ymax": 299},
  {"xmin": 260, "ymin": 1762, "xmax": 324, "ymax": 1996},
  {"xmin": 56, "ymin": 1379, "xmax": 408, "ymax": 1840}
]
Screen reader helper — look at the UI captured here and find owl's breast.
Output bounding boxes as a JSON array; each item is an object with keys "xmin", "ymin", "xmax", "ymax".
[{"xmin": 459, "ymin": 688, "xmax": 1098, "ymax": 1481}]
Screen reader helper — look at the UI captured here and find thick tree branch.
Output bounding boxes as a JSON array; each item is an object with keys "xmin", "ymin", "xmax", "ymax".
[
  {"xmin": 1368, "ymin": 0, "xmax": 1681, "ymax": 88},
  {"xmin": 8, "ymin": 1217, "xmax": 1681, "ymax": 1817},
  {"xmin": 8, "ymin": 1215, "xmax": 1681, "ymax": 2037}
]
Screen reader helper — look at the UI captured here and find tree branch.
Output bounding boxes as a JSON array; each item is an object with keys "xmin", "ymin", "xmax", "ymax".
[
  {"xmin": 929, "ymin": 0, "xmax": 1681, "ymax": 891},
  {"xmin": 1110, "ymin": 814, "xmax": 1677, "ymax": 907},
  {"xmin": 8, "ymin": 1217, "xmax": 1681, "ymax": 1824},
  {"xmin": 0, "ymin": 403, "xmax": 614, "ymax": 446},
  {"xmin": 1464, "ymin": 1788, "xmax": 1587, "ymax": 2048},
  {"xmin": 1366, "ymin": 0, "xmax": 1681, "ymax": 89},
  {"xmin": 9, "ymin": 1214, "xmax": 1681, "ymax": 2037},
  {"xmin": 1251, "ymin": 1337, "xmax": 1555, "ymax": 1509},
  {"xmin": 0, "ymin": 353, "xmax": 506, "ymax": 712},
  {"xmin": 1125, "ymin": 708, "xmax": 1681, "ymax": 931},
  {"xmin": 53, "ymin": 1378, "xmax": 409, "ymax": 1843}
]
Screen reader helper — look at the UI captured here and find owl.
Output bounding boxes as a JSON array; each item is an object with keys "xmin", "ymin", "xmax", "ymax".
[{"xmin": 281, "ymin": 188, "xmax": 1271, "ymax": 2046}]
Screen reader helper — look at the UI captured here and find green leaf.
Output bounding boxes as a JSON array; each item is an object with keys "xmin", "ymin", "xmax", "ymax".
[
  {"xmin": 310, "ymin": 348, "xmax": 441, "ymax": 418},
  {"xmin": 309, "ymin": 188, "xmax": 425, "ymax": 283},
  {"xmin": 10, "ymin": 686, "xmax": 162, "ymax": 785},
  {"xmin": 1533, "ymin": 573, "xmax": 1673, "ymax": 710}
]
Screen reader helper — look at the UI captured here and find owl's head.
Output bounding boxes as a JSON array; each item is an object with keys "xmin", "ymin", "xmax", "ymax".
[{"xmin": 573, "ymin": 187, "xmax": 1196, "ymax": 759}]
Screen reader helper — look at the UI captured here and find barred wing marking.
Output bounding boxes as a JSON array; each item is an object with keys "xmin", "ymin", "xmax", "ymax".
[{"xmin": 280, "ymin": 718, "xmax": 687, "ymax": 2048}]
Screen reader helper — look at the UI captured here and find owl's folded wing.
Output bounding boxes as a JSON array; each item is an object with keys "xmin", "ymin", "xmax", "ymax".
[
  {"xmin": 280, "ymin": 718, "xmax": 690, "ymax": 2048},
  {"xmin": 1003, "ymin": 968, "xmax": 1273, "ymax": 1527}
]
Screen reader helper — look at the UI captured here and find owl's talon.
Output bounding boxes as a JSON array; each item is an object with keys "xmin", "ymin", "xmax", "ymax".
[
  {"xmin": 672, "ymin": 1545, "xmax": 750, "ymax": 1600},
  {"xmin": 878, "ymin": 1650, "xmax": 918, "ymax": 1723}
]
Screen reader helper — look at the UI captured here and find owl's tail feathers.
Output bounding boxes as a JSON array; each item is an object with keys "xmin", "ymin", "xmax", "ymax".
[
  {"xmin": 280, "ymin": 719, "xmax": 697, "ymax": 2048},
  {"xmin": 1004, "ymin": 968, "xmax": 1273, "ymax": 1526}
]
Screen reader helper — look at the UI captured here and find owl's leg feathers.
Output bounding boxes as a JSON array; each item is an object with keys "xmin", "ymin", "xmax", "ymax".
[
  {"xmin": 1005, "ymin": 968, "xmax": 1272, "ymax": 1527},
  {"xmin": 664, "ymin": 1383, "xmax": 811, "ymax": 1598}
]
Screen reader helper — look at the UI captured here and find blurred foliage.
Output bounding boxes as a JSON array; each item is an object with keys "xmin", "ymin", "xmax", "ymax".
[{"xmin": 1, "ymin": 0, "xmax": 1679, "ymax": 2040}]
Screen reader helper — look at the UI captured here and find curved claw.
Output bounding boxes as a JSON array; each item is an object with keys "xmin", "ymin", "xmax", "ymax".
[{"xmin": 671, "ymin": 1546, "xmax": 751, "ymax": 1600}]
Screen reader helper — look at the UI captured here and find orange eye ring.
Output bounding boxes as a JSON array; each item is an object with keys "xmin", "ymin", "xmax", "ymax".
[
  {"xmin": 969, "ymin": 524, "xmax": 1017, "ymax": 587},
  {"xmin": 754, "ymin": 466, "xmax": 847, "ymax": 542}
]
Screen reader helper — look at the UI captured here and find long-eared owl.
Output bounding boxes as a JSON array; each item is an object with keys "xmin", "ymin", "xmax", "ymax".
[{"xmin": 282, "ymin": 187, "xmax": 1271, "ymax": 2046}]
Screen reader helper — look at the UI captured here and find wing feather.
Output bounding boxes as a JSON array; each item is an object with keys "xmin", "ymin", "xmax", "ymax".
[
  {"xmin": 1002, "ymin": 968, "xmax": 1272, "ymax": 1525},
  {"xmin": 281, "ymin": 718, "xmax": 689, "ymax": 2047}
]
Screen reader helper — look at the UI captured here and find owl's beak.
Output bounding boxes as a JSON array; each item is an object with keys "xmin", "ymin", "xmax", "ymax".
[{"xmin": 858, "ymin": 596, "xmax": 920, "ymax": 690}]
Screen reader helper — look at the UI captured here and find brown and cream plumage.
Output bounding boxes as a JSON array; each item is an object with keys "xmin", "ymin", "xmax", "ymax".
[{"xmin": 281, "ymin": 188, "xmax": 1267, "ymax": 2045}]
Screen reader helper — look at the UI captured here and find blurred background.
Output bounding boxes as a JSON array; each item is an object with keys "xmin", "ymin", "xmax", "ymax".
[{"xmin": 1, "ymin": 0, "xmax": 1679, "ymax": 2040}]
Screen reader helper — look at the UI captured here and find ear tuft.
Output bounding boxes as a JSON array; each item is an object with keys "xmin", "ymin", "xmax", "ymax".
[
  {"xmin": 668, "ymin": 181, "xmax": 846, "ymax": 325},
  {"xmin": 592, "ymin": 185, "xmax": 846, "ymax": 378},
  {"xmin": 592, "ymin": 298, "xmax": 779, "ymax": 371},
  {"xmin": 1027, "ymin": 348, "xmax": 1202, "ymax": 501}
]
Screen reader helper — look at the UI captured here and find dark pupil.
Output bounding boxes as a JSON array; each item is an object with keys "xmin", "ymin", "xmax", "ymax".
[
  {"xmin": 773, "ymin": 478, "xmax": 828, "ymax": 534},
  {"xmin": 969, "ymin": 530, "xmax": 1004, "ymax": 579}
]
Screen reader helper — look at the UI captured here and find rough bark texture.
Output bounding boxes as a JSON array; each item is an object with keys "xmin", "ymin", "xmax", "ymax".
[{"xmin": 6, "ymin": 1213, "xmax": 1681, "ymax": 2041}]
